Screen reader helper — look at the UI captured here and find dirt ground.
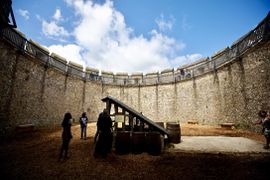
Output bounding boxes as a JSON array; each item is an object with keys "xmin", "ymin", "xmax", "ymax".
[
  {"xmin": 181, "ymin": 123, "xmax": 265, "ymax": 142},
  {"xmin": 0, "ymin": 123, "xmax": 269, "ymax": 180}
]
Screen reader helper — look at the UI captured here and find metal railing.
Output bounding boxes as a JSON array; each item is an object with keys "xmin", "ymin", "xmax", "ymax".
[
  {"xmin": 1, "ymin": 12, "xmax": 269, "ymax": 86},
  {"xmin": 49, "ymin": 56, "xmax": 67, "ymax": 73},
  {"xmin": 1, "ymin": 27, "xmax": 25, "ymax": 51},
  {"xmin": 26, "ymin": 40, "xmax": 49, "ymax": 64}
]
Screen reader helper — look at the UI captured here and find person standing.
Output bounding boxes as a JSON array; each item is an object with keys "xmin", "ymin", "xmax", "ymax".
[
  {"xmin": 254, "ymin": 110, "xmax": 270, "ymax": 149},
  {"xmin": 80, "ymin": 112, "xmax": 88, "ymax": 140},
  {"xmin": 94, "ymin": 109, "xmax": 113, "ymax": 158},
  {"xmin": 59, "ymin": 112, "xmax": 73, "ymax": 161}
]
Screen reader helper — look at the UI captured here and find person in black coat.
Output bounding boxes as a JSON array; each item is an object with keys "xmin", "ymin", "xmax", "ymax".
[
  {"xmin": 59, "ymin": 112, "xmax": 73, "ymax": 160},
  {"xmin": 94, "ymin": 109, "xmax": 113, "ymax": 158}
]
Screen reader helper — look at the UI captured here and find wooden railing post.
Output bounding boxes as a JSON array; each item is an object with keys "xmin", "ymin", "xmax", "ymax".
[{"xmin": 123, "ymin": 110, "xmax": 126, "ymax": 131}]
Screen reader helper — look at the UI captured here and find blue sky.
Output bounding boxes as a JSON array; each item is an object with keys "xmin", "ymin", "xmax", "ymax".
[{"xmin": 13, "ymin": 0, "xmax": 270, "ymax": 73}]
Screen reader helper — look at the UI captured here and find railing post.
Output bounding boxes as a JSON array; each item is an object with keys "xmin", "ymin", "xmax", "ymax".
[{"xmin": 213, "ymin": 59, "xmax": 216, "ymax": 71}]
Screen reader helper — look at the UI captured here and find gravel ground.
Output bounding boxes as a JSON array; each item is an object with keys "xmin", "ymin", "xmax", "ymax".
[{"xmin": 0, "ymin": 123, "xmax": 269, "ymax": 180}]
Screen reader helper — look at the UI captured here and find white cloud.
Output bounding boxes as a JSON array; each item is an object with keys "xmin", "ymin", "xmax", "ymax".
[
  {"xmin": 87, "ymin": 33, "xmax": 175, "ymax": 72},
  {"xmin": 39, "ymin": 8, "xmax": 69, "ymax": 39},
  {"xmin": 155, "ymin": 14, "xmax": 175, "ymax": 32},
  {"xmin": 182, "ymin": 15, "xmax": 191, "ymax": 31},
  {"xmin": 18, "ymin": 9, "xmax": 30, "ymax": 20},
  {"xmin": 171, "ymin": 54, "xmax": 203, "ymax": 67},
  {"xmin": 42, "ymin": 20, "xmax": 69, "ymax": 37},
  {"xmin": 45, "ymin": 0, "xmax": 201, "ymax": 73},
  {"xmin": 53, "ymin": 8, "xmax": 62, "ymax": 22},
  {"xmin": 47, "ymin": 44, "xmax": 84, "ymax": 66}
]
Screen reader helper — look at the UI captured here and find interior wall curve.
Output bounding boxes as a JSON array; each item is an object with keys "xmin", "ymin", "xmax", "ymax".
[{"xmin": 0, "ymin": 36, "xmax": 270, "ymax": 135}]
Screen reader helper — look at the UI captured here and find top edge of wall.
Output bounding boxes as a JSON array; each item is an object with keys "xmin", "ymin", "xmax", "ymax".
[
  {"xmin": 51, "ymin": 52, "xmax": 67, "ymax": 63},
  {"xmin": 69, "ymin": 61, "xmax": 83, "ymax": 69},
  {"xmin": 29, "ymin": 39, "xmax": 50, "ymax": 54}
]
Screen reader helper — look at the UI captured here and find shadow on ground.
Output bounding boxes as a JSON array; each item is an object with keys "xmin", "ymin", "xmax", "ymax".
[{"xmin": 0, "ymin": 123, "xmax": 269, "ymax": 180}]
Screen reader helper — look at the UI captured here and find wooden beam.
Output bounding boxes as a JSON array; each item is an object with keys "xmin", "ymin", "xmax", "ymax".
[
  {"xmin": 122, "ymin": 110, "xmax": 126, "ymax": 131},
  {"xmin": 106, "ymin": 100, "xmax": 111, "ymax": 114},
  {"xmin": 114, "ymin": 104, "xmax": 118, "ymax": 114},
  {"xmin": 129, "ymin": 114, "xmax": 134, "ymax": 131}
]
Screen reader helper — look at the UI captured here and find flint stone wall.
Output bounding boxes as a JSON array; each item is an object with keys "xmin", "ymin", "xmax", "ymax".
[{"xmin": 0, "ymin": 40, "xmax": 269, "ymax": 135}]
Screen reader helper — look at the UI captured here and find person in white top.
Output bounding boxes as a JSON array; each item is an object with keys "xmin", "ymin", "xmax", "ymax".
[{"xmin": 79, "ymin": 112, "xmax": 88, "ymax": 140}]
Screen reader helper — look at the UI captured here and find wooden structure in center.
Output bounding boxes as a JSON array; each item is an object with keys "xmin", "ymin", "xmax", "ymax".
[
  {"xmin": 102, "ymin": 96, "xmax": 171, "ymax": 155},
  {"xmin": 102, "ymin": 96, "xmax": 169, "ymax": 136}
]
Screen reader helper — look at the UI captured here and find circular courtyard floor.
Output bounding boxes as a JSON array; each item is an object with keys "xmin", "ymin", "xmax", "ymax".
[{"xmin": 0, "ymin": 123, "xmax": 269, "ymax": 179}]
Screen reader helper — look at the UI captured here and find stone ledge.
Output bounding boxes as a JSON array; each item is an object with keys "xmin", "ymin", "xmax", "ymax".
[{"xmin": 51, "ymin": 52, "xmax": 67, "ymax": 64}]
